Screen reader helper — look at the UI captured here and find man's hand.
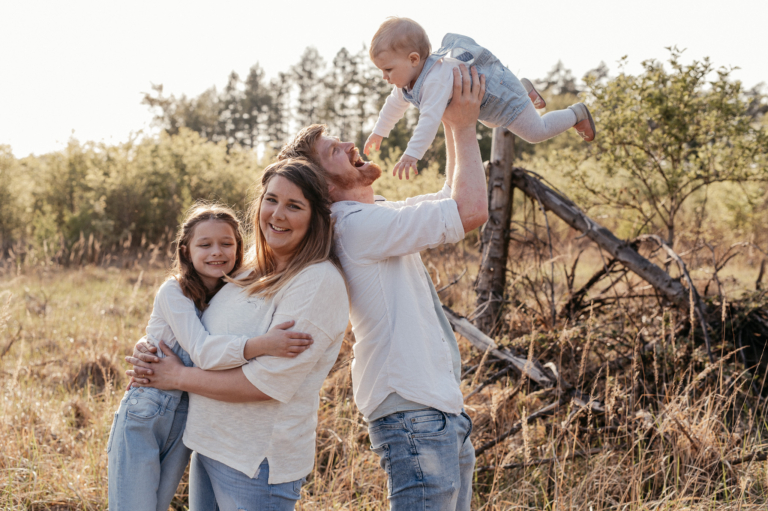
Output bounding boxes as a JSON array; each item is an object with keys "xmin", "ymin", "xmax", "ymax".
[
  {"xmin": 364, "ymin": 133, "xmax": 383, "ymax": 156},
  {"xmin": 441, "ymin": 64, "xmax": 485, "ymax": 130},
  {"xmin": 393, "ymin": 155, "xmax": 419, "ymax": 180}
]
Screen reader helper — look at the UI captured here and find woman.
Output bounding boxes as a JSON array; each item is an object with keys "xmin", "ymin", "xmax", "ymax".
[{"xmin": 127, "ymin": 158, "xmax": 349, "ymax": 511}]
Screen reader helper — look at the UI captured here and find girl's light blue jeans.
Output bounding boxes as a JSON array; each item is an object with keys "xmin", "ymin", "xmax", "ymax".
[
  {"xmin": 107, "ymin": 387, "xmax": 191, "ymax": 511},
  {"xmin": 190, "ymin": 453, "xmax": 303, "ymax": 511},
  {"xmin": 368, "ymin": 408, "xmax": 475, "ymax": 511}
]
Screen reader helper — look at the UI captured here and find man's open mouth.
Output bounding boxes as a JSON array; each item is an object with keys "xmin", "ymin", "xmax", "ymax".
[{"xmin": 351, "ymin": 149, "xmax": 367, "ymax": 168}]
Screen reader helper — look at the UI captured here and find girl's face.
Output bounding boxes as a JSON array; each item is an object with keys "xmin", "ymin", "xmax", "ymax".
[
  {"xmin": 186, "ymin": 219, "xmax": 238, "ymax": 291},
  {"xmin": 259, "ymin": 175, "xmax": 312, "ymax": 270}
]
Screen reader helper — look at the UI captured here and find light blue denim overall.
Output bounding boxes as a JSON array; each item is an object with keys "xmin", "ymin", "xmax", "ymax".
[
  {"xmin": 403, "ymin": 33, "xmax": 530, "ymax": 128},
  {"xmin": 107, "ymin": 342, "xmax": 195, "ymax": 511}
]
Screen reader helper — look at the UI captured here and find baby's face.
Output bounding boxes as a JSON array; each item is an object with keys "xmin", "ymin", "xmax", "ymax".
[{"xmin": 373, "ymin": 50, "xmax": 421, "ymax": 89}]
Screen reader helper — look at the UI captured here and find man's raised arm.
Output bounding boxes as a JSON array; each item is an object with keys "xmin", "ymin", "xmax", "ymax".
[{"xmin": 442, "ymin": 65, "xmax": 488, "ymax": 233}]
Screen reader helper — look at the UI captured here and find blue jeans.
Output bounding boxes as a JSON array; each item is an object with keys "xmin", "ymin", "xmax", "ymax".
[
  {"xmin": 368, "ymin": 409, "xmax": 475, "ymax": 511},
  {"xmin": 107, "ymin": 387, "xmax": 191, "ymax": 511},
  {"xmin": 190, "ymin": 453, "xmax": 303, "ymax": 511}
]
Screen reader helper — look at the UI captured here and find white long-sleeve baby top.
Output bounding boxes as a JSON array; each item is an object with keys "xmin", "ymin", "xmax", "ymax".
[{"xmin": 371, "ymin": 57, "xmax": 462, "ymax": 160}]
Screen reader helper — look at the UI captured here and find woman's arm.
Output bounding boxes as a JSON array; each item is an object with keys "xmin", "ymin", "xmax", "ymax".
[{"xmin": 126, "ymin": 341, "xmax": 271, "ymax": 403}]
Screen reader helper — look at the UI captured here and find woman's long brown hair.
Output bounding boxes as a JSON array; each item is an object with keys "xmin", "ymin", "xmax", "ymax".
[
  {"xmin": 171, "ymin": 202, "xmax": 244, "ymax": 311},
  {"xmin": 235, "ymin": 158, "xmax": 340, "ymax": 298}
]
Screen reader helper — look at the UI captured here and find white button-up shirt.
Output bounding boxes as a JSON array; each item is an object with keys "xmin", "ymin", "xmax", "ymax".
[{"xmin": 331, "ymin": 182, "xmax": 466, "ymax": 419}]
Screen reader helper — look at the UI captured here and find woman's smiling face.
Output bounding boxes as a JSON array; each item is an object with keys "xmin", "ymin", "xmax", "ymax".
[{"xmin": 259, "ymin": 175, "xmax": 312, "ymax": 269}]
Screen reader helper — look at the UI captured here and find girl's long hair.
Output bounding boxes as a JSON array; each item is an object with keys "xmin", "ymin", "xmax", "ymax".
[
  {"xmin": 235, "ymin": 158, "xmax": 340, "ymax": 298},
  {"xmin": 171, "ymin": 202, "xmax": 244, "ymax": 311}
]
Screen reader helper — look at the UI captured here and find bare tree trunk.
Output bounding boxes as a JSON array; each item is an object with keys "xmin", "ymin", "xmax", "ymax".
[
  {"xmin": 474, "ymin": 128, "xmax": 515, "ymax": 335},
  {"xmin": 508, "ymin": 166, "xmax": 692, "ymax": 310}
]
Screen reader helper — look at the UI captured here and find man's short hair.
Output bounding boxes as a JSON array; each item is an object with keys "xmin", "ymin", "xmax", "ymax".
[
  {"xmin": 369, "ymin": 17, "xmax": 431, "ymax": 62},
  {"xmin": 278, "ymin": 124, "xmax": 327, "ymax": 169}
]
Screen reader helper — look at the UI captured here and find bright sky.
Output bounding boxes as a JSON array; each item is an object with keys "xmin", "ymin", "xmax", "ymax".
[{"xmin": 1, "ymin": 0, "xmax": 766, "ymax": 158}]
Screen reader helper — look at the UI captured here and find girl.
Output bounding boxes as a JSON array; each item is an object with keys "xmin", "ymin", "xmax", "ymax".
[{"xmin": 106, "ymin": 203, "xmax": 313, "ymax": 511}]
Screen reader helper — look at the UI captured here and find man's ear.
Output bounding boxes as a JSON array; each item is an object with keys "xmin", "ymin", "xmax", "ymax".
[{"xmin": 409, "ymin": 52, "xmax": 421, "ymax": 66}]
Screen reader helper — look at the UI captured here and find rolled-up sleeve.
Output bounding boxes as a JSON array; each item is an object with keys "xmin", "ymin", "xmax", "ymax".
[
  {"xmin": 386, "ymin": 181, "xmax": 453, "ymax": 209},
  {"xmin": 240, "ymin": 264, "xmax": 349, "ymax": 403},
  {"xmin": 335, "ymin": 197, "xmax": 464, "ymax": 263}
]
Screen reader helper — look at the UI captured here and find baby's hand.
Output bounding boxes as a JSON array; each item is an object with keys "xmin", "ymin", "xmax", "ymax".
[
  {"xmin": 364, "ymin": 133, "xmax": 383, "ymax": 156},
  {"xmin": 393, "ymin": 155, "xmax": 419, "ymax": 180},
  {"xmin": 260, "ymin": 321, "xmax": 314, "ymax": 358}
]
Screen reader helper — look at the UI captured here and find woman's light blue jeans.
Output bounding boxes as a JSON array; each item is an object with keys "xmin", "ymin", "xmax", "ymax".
[
  {"xmin": 368, "ymin": 408, "xmax": 475, "ymax": 511},
  {"xmin": 107, "ymin": 387, "xmax": 191, "ymax": 511},
  {"xmin": 190, "ymin": 453, "xmax": 303, "ymax": 511}
]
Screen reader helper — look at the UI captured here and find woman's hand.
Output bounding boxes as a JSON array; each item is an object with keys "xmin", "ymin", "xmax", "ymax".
[
  {"xmin": 244, "ymin": 320, "xmax": 314, "ymax": 359},
  {"xmin": 126, "ymin": 341, "xmax": 186, "ymax": 391},
  {"xmin": 124, "ymin": 338, "xmax": 160, "ymax": 387}
]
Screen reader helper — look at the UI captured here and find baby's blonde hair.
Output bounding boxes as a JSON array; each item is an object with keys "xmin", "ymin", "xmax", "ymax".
[{"xmin": 369, "ymin": 17, "xmax": 431, "ymax": 61}]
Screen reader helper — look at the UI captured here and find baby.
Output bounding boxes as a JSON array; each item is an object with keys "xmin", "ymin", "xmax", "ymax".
[{"xmin": 364, "ymin": 17, "xmax": 596, "ymax": 179}]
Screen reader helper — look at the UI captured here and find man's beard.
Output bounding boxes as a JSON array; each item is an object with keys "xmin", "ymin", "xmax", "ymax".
[{"xmin": 331, "ymin": 161, "xmax": 382, "ymax": 190}]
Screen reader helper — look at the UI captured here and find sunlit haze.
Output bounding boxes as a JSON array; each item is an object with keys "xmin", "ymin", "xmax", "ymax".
[{"xmin": 2, "ymin": 0, "xmax": 765, "ymax": 157}]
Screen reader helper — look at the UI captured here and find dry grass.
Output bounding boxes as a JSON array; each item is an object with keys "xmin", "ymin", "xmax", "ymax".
[{"xmin": 1, "ymin": 240, "xmax": 768, "ymax": 510}]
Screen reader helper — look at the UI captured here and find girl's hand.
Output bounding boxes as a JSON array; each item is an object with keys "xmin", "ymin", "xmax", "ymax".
[
  {"xmin": 364, "ymin": 133, "xmax": 383, "ymax": 156},
  {"xmin": 393, "ymin": 155, "xmax": 419, "ymax": 180},
  {"xmin": 261, "ymin": 320, "xmax": 314, "ymax": 358},
  {"xmin": 246, "ymin": 320, "xmax": 313, "ymax": 359},
  {"xmin": 126, "ymin": 341, "xmax": 185, "ymax": 390}
]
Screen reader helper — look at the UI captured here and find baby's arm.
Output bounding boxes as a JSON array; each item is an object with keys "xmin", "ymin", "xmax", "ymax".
[
  {"xmin": 393, "ymin": 68, "xmax": 456, "ymax": 179},
  {"xmin": 366, "ymin": 87, "xmax": 410, "ymax": 155},
  {"xmin": 402, "ymin": 72, "xmax": 455, "ymax": 161}
]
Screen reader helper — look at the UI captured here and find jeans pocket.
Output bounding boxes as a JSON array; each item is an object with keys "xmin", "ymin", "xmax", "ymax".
[
  {"xmin": 292, "ymin": 477, "xmax": 305, "ymax": 497},
  {"xmin": 106, "ymin": 411, "xmax": 119, "ymax": 453},
  {"xmin": 409, "ymin": 412, "xmax": 448, "ymax": 437},
  {"xmin": 126, "ymin": 390, "xmax": 164, "ymax": 420},
  {"xmin": 460, "ymin": 411, "xmax": 474, "ymax": 444}
]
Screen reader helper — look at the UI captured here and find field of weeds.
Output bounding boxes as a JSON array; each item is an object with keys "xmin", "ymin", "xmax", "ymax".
[{"xmin": 1, "ymin": 237, "xmax": 768, "ymax": 510}]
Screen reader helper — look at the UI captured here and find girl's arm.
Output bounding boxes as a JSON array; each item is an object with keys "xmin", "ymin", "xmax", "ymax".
[
  {"xmin": 155, "ymin": 282, "xmax": 312, "ymax": 369},
  {"xmin": 127, "ymin": 341, "xmax": 271, "ymax": 403}
]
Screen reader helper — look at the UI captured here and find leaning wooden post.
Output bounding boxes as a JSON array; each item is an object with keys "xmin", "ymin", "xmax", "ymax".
[{"xmin": 474, "ymin": 127, "xmax": 515, "ymax": 335}]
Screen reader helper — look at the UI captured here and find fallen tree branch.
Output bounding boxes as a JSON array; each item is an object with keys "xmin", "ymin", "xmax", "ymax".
[
  {"xmin": 444, "ymin": 305, "xmax": 604, "ymax": 415},
  {"xmin": 442, "ymin": 305, "xmax": 553, "ymax": 387},
  {"xmin": 508, "ymin": 167, "xmax": 691, "ymax": 310}
]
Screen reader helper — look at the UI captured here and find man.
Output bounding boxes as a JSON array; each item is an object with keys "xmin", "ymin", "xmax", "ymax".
[{"xmin": 278, "ymin": 65, "xmax": 488, "ymax": 510}]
